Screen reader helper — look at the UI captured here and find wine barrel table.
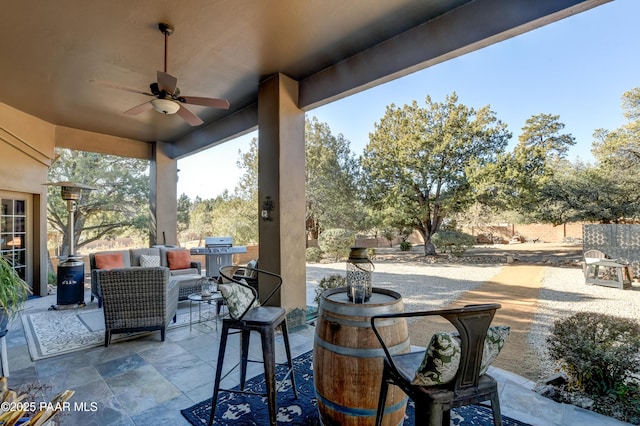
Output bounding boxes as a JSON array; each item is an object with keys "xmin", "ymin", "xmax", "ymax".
[{"xmin": 313, "ymin": 287, "xmax": 409, "ymax": 426}]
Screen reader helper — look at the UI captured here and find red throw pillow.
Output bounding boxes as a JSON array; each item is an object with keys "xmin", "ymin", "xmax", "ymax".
[
  {"xmin": 94, "ymin": 253, "xmax": 124, "ymax": 270},
  {"xmin": 167, "ymin": 249, "xmax": 192, "ymax": 270}
]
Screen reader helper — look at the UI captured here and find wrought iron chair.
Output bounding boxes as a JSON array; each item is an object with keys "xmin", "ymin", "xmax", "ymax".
[
  {"xmin": 97, "ymin": 266, "xmax": 178, "ymax": 347},
  {"xmin": 208, "ymin": 265, "xmax": 297, "ymax": 426},
  {"xmin": 371, "ymin": 303, "xmax": 504, "ymax": 426}
]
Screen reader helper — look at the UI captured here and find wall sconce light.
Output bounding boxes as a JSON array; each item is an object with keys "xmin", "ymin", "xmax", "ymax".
[{"xmin": 261, "ymin": 196, "xmax": 274, "ymax": 221}]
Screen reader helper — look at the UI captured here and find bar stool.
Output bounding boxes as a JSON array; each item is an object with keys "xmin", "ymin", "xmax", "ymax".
[{"xmin": 208, "ymin": 266, "xmax": 297, "ymax": 426}]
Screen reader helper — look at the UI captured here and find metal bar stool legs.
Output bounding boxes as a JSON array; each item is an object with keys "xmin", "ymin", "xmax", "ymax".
[
  {"xmin": 208, "ymin": 318, "xmax": 297, "ymax": 426},
  {"xmin": 280, "ymin": 319, "xmax": 297, "ymax": 398},
  {"xmin": 208, "ymin": 321, "xmax": 230, "ymax": 426}
]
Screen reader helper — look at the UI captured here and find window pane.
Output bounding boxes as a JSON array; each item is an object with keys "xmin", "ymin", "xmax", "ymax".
[
  {"xmin": 14, "ymin": 251, "xmax": 25, "ymax": 267},
  {"xmin": 1, "ymin": 234, "xmax": 11, "ymax": 250},
  {"xmin": 14, "ymin": 200, "xmax": 25, "ymax": 215},
  {"xmin": 14, "ymin": 217, "xmax": 24, "ymax": 232},
  {"xmin": 1, "ymin": 199, "xmax": 12, "ymax": 215},
  {"xmin": 15, "ymin": 265, "xmax": 25, "ymax": 281},
  {"xmin": 1, "ymin": 251, "xmax": 16, "ymax": 265},
  {"xmin": 12, "ymin": 235, "xmax": 25, "ymax": 250},
  {"xmin": 1, "ymin": 217, "xmax": 11, "ymax": 233}
]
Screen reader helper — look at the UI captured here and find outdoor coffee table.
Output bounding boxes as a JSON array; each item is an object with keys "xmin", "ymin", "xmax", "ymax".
[{"xmin": 188, "ymin": 293, "xmax": 223, "ymax": 331}]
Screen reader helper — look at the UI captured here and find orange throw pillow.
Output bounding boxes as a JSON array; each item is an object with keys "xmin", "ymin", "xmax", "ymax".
[
  {"xmin": 167, "ymin": 249, "xmax": 192, "ymax": 270},
  {"xmin": 94, "ymin": 253, "xmax": 124, "ymax": 270}
]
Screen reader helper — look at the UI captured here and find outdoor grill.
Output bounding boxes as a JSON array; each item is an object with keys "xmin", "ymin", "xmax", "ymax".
[{"xmin": 190, "ymin": 236, "xmax": 247, "ymax": 277}]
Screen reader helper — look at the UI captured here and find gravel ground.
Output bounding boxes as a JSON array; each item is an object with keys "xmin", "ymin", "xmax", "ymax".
[
  {"xmin": 306, "ymin": 262, "xmax": 503, "ymax": 312},
  {"xmin": 308, "ymin": 261, "xmax": 640, "ymax": 382},
  {"xmin": 531, "ymin": 267, "xmax": 640, "ymax": 373}
]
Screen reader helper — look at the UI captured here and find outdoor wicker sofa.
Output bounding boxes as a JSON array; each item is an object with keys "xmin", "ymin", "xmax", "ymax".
[{"xmin": 89, "ymin": 246, "xmax": 202, "ymax": 307}]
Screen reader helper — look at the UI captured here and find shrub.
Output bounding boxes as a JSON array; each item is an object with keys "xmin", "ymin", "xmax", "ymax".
[
  {"xmin": 383, "ymin": 230, "xmax": 395, "ymax": 247},
  {"xmin": 318, "ymin": 229, "xmax": 355, "ymax": 261},
  {"xmin": 399, "ymin": 241, "xmax": 412, "ymax": 251},
  {"xmin": 547, "ymin": 312, "xmax": 640, "ymax": 422},
  {"xmin": 313, "ymin": 274, "xmax": 346, "ymax": 305},
  {"xmin": 367, "ymin": 248, "xmax": 376, "ymax": 260},
  {"xmin": 432, "ymin": 230, "xmax": 476, "ymax": 256},
  {"xmin": 305, "ymin": 247, "xmax": 323, "ymax": 263}
]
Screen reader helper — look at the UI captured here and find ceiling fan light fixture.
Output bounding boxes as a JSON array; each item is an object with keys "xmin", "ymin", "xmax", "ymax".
[{"xmin": 151, "ymin": 98, "xmax": 180, "ymax": 115}]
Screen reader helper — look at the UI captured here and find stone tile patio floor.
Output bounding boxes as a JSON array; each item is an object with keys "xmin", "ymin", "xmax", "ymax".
[{"xmin": 4, "ymin": 289, "xmax": 629, "ymax": 426}]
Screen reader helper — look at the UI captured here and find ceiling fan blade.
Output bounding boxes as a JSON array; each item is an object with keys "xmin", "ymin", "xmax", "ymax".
[
  {"xmin": 124, "ymin": 101, "xmax": 153, "ymax": 116},
  {"xmin": 180, "ymin": 96, "xmax": 230, "ymax": 110},
  {"xmin": 157, "ymin": 71, "xmax": 178, "ymax": 94},
  {"xmin": 91, "ymin": 80, "xmax": 154, "ymax": 96},
  {"xmin": 176, "ymin": 105, "xmax": 204, "ymax": 126}
]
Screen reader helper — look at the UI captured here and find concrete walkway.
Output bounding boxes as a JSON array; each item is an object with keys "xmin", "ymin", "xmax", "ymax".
[{"xmin": 490, "ymin": 365, "xmax": 628, "ymax": 425}]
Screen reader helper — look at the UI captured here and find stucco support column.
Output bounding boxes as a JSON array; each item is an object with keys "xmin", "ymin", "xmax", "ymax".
[
  {"xmin": 258, "ymin": 73, "xmax": 306, "ymax": 326},
  {"xmin": 150, "ymin": 141, "xmax": 178, "ymax": 246}
]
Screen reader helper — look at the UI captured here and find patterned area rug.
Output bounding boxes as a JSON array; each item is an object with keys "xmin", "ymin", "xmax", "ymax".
[
  {"xmin": 181, "ymin": 350, "xmax": 531, "ymax": 426},
  {"xmin": 22, "ymin": 303, "xmax": 210, "ymax": 360}
]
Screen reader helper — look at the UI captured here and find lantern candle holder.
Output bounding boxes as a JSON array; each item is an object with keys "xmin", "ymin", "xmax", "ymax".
[{"xmin": 346, "ymin": 247, "xmax": 374, "ymax": 303}]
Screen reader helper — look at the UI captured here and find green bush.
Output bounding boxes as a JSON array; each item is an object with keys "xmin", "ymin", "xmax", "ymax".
[
  {"xmin": 432, "ymin": 230, "xmax": 476, "ymax": 256},
  {"xmin": 367, "ymin": 248, "xmax": 376, "ymax": 260},
  {"xmin": 313, "ymin": 274, "xmax": 347, "ymax": 305},
  {"xmin": 383, "ymin": 230, "xmax": 395, "ymax": 247},
  {"xmin": 305, "ymin": 247, "xmax": 323, "ymax": 263},
  {"xmin": 547, "ymin": 312, "xmax": 640, "ymax": 422},
  {"xmin": 318, "ymin": 229, "xmax": 355, "ymax": 261},
  {"xmin": 399, "ymin": 241, "xmax": 412, "ymax": 251}
]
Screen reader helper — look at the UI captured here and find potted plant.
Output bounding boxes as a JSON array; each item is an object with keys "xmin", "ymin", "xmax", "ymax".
[{"xmin": 0, "ymin": 257, "xmax": 30, "ymax": 336}]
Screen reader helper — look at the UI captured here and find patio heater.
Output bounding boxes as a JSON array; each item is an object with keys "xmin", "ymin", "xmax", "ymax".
[{"xmin": 46, "ymin": 182, "xmax": 96, "ymax": 309}]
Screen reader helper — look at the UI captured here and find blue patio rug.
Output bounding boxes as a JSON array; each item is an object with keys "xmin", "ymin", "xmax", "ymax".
[{"xmin": 181, "ymin": 350, "xmax": 530, "ymax": 425}]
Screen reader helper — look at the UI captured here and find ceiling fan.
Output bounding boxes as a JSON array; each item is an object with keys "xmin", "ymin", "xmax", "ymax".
[{"xmin": 92, "ymin": 22, "xmax": 230, "ymax": 126}]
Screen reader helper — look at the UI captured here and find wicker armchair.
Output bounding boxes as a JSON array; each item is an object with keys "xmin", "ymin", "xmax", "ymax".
[{"xmin": 96, "ymin": 266, "xmax": 179, "ymax": 347}]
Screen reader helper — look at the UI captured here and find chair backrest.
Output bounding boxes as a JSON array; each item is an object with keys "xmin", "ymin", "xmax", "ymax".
[
  {"xmin": 584, "ymin": 249, "xmax": 607, "ymax": 260},
  {"xmin": 97, "ymin": 266, "xmax": 171, "ymax": 318},
  {"xmin": 245, "ymin": 259, "xmax": 258, "ymax": 277},
  {"xmin": 218, "ymin": 265, "xmax": 282, "ymax": 319},
  {"xmin": 232, "ymin": 260, "xmax": 260, "ymax": 293},
  {"xmin": 440, "ymin": 304, "xmax": 499, "ymax": 391},
  {"xmin": 98, "ymin": 266, "xmax": 169, "ymax": 296}
]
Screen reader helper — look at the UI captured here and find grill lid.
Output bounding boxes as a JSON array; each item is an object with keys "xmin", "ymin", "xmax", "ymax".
[{"xmin": 205, "ymin": 236, "xmax": 233, "ymax": 247}]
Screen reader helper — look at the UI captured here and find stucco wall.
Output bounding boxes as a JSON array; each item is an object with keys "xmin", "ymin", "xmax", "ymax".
[
  {"xmin": 460, "ymin": 223, "xmax": 585, "ymax": 243},
  {"xmin": 0, "ymin": 103, "xmax": 55, "ymax": 191},
  {"xmin": 0, "ymin": 102, "xmax": 56, "ymax": 296},
  {"xmin": 0, "ymin": 101, "xmax": 155, "ymax": 296}
]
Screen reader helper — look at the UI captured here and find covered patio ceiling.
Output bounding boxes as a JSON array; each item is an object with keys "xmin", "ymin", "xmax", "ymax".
[{"xmin": 1, "ymin": 0, "xmax": 608, "ymax": 159}]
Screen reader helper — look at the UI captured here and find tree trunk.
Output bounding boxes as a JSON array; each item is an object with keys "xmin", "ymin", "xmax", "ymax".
[
  {"xmin": 423, "ymin": 241, "xmax": 436, "ymax": 256},
  {"xmin": 47, "ymin": 251, "xmax": 55, "ymax": 276},
  {"xmin": 60, "ymin": 233, "xmax": 70, "ymax": 257}
]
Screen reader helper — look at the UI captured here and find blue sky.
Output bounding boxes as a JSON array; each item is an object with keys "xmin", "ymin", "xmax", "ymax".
[{"xmin": 178, "ymin": 0, "xmax": 640, "ymax": 200}]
